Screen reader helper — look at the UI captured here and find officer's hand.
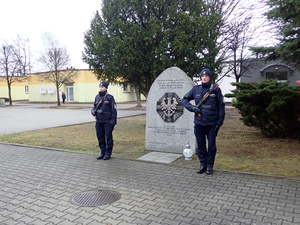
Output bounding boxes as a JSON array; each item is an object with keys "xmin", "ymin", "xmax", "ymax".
[
  {"xmin": 91, "ymin": 109, "xmax": 96, "ymax": 116},
  {"xmin": 214, "ymin": 125, "xmax": 220, "ymax": 136},
  {"xmin": 192, "ymin": 107, "xmax": 201, "ymax": 114},
  {"xmin": 110, "ymin": 124, "xmax": 115, "ymax": 131}
]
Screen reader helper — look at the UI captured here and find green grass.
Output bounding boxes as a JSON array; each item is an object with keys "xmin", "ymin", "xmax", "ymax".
[
  {"xmin": 0, "ymin": 115, "xmax": 147, "ymax": 156},
  {"xmin": 0, "ymin": 107, "xmax": 299, "ymax": 178}
]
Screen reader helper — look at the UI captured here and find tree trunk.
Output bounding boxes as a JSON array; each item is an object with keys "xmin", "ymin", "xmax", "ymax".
[
  {"xmin": 8, "ymin": 85, "xmax": 12, "ymax": 105},
  {"xmin": 135, "ymin": 87, "xmax": 142, "ymax": 107},
  {"xmin": 56, "ymin": 84, "xmax": 61, "ymax": 106}
]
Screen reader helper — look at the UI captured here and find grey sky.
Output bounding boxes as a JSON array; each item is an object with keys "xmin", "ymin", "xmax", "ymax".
[
  {"xmin": 1, "ymin": 0, "xmax": 274, "ymax": 73},
  {"xmin": 1, "ymin": 0, "xmax": 102, "ymax": 70}
]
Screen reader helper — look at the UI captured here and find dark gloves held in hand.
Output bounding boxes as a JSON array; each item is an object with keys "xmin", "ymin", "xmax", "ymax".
[
  {"xmin": 91, "ymin": 109, "xmax": 103, "ymax": 116},
  {"xmin": 111, "ymin": 124, "xmax": 115, "ymax": 131},
  {"xmin": 214, "ymin": 124, "xmax": 220, "ymax": 136},
  {"xmin": 192, "ymin": 107, "xmax": 201, "ymax": 114}
]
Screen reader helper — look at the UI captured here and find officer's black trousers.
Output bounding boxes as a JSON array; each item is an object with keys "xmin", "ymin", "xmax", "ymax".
[
  {"xmin": 194, "ymin": 124, "xmax": 217, "ymax": 168},
  {"xmin": 95, "ymin": 122, "xmax": 114, "ymax": 156}
]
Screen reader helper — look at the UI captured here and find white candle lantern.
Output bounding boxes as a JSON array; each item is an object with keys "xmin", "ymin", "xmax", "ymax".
[{"xmin": 183, "ymin": 143, "xmax": 194, "ymax": 160}]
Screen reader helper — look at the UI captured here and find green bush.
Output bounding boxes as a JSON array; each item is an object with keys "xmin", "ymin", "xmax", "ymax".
[{"xmin": 225, "ymin": 80, "xmax": 300, "ymax": 139}]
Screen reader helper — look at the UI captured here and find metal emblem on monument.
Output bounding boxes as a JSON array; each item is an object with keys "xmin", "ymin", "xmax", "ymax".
[{"xmin": 156, "ymin": 92, "xmax": 184, "ymax": 122}]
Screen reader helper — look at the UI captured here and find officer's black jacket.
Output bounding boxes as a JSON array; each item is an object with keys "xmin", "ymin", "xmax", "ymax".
[
  {"xmin": 93, "ymin": 91, "xmax": 117, "ymax": 125},
  {"xmin": 182, "ymin": 82, "xmax": 225, "ymax": 127}
]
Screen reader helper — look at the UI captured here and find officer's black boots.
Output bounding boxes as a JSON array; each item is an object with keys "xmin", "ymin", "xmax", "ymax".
[
  {"xmin": 196, "ymin": 166, "xmax": 213, "ymax": 175},
  {"xmin": 97, "ymin": 154, "xmax": 111, "ymax": 160},
  {"xmin": 103, "ymin": 155, "xmax": 111, "ymax": 160},
  {"xmin": 196, "ymin": 166, "xmax": 207, "ymax": 174},
  {"xmin": 97, "ymin": 154, "xmax": 105, "ymax": 160},
  {"xmin": 206, "ymin": 167, "xmax": 213, "ymax": 175}
]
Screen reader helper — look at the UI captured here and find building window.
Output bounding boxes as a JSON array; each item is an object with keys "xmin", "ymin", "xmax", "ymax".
[
  {"xmin": 25, "ymin": 85, "xmax": 29, "ymax": 93},
  {"xmin": 266, "ymin": 71, "xmax": 288, "ymax": 81},
  {"xmin": 123, "ymin": 84, "xmax": 129, "ymax": 92}
]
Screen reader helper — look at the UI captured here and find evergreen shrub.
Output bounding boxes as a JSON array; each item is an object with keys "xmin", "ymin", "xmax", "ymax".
[{"xmin": 225, "ymin": 80, "xmax": 300, "ymax": 139}]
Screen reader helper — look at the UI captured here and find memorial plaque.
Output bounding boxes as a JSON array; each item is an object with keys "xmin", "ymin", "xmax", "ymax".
[{"xmin": 146, "ymin": 67, "xmax": 195, "ymax": 154}]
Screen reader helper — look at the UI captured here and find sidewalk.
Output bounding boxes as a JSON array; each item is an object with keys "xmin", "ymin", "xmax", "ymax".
[
  {"xmin": 0, "ymin": 103, "xmax": 146, "ymax": 135},
  {"xmin": 0, "ymin": 103, "xmax": 300, "ymax": 224},
  {"xmin": 1, "ymin": 143, "xmax": 299, "ymax": 225}
]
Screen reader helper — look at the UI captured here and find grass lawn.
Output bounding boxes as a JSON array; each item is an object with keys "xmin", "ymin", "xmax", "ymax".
[{"xmin": 0, "ymin": 107, "xmax": 299, "ymax": 178}]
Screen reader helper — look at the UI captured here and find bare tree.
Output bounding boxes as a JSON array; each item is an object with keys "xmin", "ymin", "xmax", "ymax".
[
  {"xmin": 0, "ymin": 36, "xmax": 31, "ymax": 105},
  {"xmin": 226, "ymin": 17, "xmax": 258, "ymax": 82},
  {"xmin": 218, "ymin": 0, "xmax": 268, "ymax": 82},
  {"xmin": 38, "ymin": 33, "xmax": 77, "ymax": 106}
]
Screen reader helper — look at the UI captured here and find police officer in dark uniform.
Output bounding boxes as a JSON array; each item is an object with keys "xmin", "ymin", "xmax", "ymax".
[
  {"xmin": 91, "ymin": 81, "xmax": 117, "ymax": 160},
  {"xmin": 182, "ymin": 69, "xmax": 225, "ymax": 175}
]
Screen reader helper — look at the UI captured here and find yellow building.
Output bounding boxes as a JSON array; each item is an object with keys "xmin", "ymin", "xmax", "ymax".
[
  {"xmin": 0, "ymin": 77, "xmax": 29, "ymax": 101},
  {"xmin": 0, "ymin": 69, "xmax": 145, "ymax": 103}
]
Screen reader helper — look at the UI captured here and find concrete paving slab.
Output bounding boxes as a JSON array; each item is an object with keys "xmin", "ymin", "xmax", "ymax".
[
  {"xmin": 0, "ymin": 143, "xmax": 299, "ymax": 225},
  {"xmin": 137, "ymin": 151, "xmax": 183, "ymax": 163}
]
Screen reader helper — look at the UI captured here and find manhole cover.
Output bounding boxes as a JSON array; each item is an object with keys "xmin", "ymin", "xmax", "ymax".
[{"xmin": 71, "ymin": 190, "xmax": 121, "ymax": 207}]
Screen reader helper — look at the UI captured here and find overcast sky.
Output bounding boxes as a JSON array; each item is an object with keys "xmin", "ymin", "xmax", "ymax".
[
  {"xmin": 0, "ymin": 0, "xmax": 102, "ymax": 71},
  {"xmin": 1, "ymin": 0, "xmax": 273, "ymax": 73}
]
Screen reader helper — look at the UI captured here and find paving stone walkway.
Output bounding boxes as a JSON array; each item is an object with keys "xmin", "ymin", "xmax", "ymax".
[{"xmin": 1, "ymin": 143, "xmax": 299, "ymax": 225}]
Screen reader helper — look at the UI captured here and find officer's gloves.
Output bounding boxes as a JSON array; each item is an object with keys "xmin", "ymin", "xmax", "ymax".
[
  {"xmin": 214, "ymin": 124, "xmax": 220, "ymax": 136},
  {"xmin": 192, "ymin": 107, "xmax": 201, "ymax": 114},
  {"xmin": 91, "ymin": 109, "xmax": 103, "ymax": 116},
  {"xmin": 110, "ymin": 124, "xmax": 115, "ymax": 131}
]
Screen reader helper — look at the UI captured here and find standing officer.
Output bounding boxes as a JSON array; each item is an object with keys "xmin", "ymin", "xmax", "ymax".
[
  {"xmin": 182, "ymin": 69, "xmax": 225, "ymax": 175},
  {"xmin": 91, "ymin": 81, "xmax": 117, "ymax": 160}
]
